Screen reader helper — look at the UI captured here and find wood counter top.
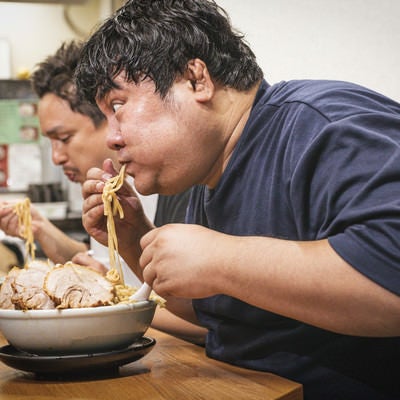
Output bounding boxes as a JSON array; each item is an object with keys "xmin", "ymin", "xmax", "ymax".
[{"xmin": 0, "ymin": 328, "xmax": 303, "ymax": 400}]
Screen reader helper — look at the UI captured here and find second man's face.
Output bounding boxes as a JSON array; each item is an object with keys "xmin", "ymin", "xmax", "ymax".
[{"xmin": 38, "ymin": 93, "xmax": 113, "ymax": 185}]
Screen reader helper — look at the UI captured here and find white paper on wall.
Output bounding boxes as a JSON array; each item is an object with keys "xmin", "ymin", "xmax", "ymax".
[{"xmin": 7, "ymin": 143, "xmax": 41, "ymax": 190}]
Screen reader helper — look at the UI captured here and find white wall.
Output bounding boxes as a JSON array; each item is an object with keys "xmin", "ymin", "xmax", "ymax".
[
  {"xmin": 0, "ymin": 0, "xmax": 106, "ymax": 77},
  {"xmin": 219, "ymin": 0, "xmax": 400, "ymax": 101},
  {"xmin": 0, "ymin": 0, "xmax": 399, "ymax": 101},
  {"xmin": 0, "ymin": 2, "xmax": 77, "ymax": 77}
]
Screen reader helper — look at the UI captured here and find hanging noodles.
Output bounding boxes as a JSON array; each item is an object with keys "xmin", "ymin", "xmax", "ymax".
[
  {"xmin": 101, "ymin": 165, "xmax": 166, "ymax": 306},
  {"xmin": 13, "ymin": 198, "xmax": 36, "ymax": 261},
  {"xmin": 102, "ymin": 164, "xmax": 127, "ymax": 287}
]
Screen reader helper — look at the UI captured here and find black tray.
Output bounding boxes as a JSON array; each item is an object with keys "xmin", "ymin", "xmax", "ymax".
[{"xmin": 0, "ymin": 336, "xmax": 155, "ymax": 376}]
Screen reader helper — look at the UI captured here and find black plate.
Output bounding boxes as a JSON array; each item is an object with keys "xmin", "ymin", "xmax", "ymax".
[{"xmin": 0, "ymin": 336, "xmax": 155, "ymax": 376}]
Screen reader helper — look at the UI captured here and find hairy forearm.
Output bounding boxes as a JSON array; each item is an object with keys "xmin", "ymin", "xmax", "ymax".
[{"xmin": 216, "ymin": 236, "xmax": 400, "ymax": 336}]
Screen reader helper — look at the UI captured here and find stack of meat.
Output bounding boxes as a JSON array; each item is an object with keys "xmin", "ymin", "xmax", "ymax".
[{"xmin": 0, "ymin": 260, "xmax": 115, "ymax": 310}]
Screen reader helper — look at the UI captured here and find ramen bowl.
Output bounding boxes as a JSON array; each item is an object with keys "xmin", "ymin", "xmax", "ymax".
[{"xmin": 0, "ymin": 300, "xmax": 156, "ymax": 355}]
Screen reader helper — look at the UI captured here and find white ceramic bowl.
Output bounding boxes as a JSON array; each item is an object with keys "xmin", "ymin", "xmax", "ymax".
[{"xmin": 0, "ymin": 301, "xmax": 156, "ymax": 355}]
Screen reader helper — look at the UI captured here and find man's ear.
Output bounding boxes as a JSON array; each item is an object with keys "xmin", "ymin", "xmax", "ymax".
[{"xmin": 185, "ymin": 58, "xmax": 215, "ymax": 102}]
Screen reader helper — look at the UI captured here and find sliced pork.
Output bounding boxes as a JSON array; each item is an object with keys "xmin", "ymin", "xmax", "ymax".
[
  {"xmin": 44, "ymin": 262, "xmax": 115, "ymax": 309},
  {"xmin": 0, "ymin": 267, "xmax": 20, "ymax": 310},
  {"xmin": 11, "ymin": 260, "xmax": 55, "ymax": 310},
  {"xmin": 0, "ymin": 260, "xmax": 56, "ymax": 310}
]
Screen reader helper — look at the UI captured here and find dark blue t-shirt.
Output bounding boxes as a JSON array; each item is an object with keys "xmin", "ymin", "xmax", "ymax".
[{"xmin": 187, "ymin": 80, "xmax": 400, "ymax": 399}]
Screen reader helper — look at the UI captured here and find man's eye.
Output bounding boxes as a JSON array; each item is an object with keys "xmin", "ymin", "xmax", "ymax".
[
  {"xmin": 112, "ymin": 103, "xmax": 122, "ymax": 112},
  {"xmin": 58, "ymin": 136, "xmax": 71, "ymax": 143}
]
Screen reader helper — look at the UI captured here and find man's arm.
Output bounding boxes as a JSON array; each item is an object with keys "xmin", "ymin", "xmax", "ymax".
[
  {"xmin": 140, "ymin": 224, "xmax": 400, "ymax": 337},
  {"xmin": 1, "ymin": 202, "xmax": 88, "ymax": 264},
  {"xmin": 32, "ymin": 215, "xmax": 88, "ymax": 263}
]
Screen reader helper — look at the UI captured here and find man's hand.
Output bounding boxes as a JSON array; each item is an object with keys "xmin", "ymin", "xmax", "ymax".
[
  {"xmin": 81, "ymin": 159, "xmax": 154, "ymax": 275},
  {"xmin": 140, "ymin": 223, "xmax": 226, "ymax": 299},
  {"xmin": 71, "ymin": 251, "xmax": 108, "ymax": 275},
  {"xmin": 0, "ymin": 201, "xmax": 44, "ymax": 238}
]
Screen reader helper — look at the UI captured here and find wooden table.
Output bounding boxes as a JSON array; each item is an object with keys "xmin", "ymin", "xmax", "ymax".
[{"xmin": 0, "ymin": 328, "xmax": 303, "ymax": 400}]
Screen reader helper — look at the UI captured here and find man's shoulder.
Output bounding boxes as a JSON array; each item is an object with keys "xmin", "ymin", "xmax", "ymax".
[
  {"xmin": 265, "ymin": 79, "xmax": 371, "ymax": 104},
  {"xmin": 257, "ymin": 79, "xmax": 400, "ymax": 122}
]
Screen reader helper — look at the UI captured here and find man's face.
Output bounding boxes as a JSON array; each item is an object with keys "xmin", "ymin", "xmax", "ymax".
[
  {"xmin": 97, "ymin": 74, "xmax": 225, "ymax": 195},
  {"xmin": 38, "ymin": 93, "xmax": 114, "ymax": 184}
]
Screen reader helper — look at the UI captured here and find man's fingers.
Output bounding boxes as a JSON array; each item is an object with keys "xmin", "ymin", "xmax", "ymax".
[{"xmin": 140, "ymin": 227, "xmax": 159, "ymax": 250}]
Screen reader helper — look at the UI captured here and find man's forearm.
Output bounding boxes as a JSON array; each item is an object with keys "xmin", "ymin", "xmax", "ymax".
[{"xmin": 34, "ymin": 218, "xmax": 88, "ymax": 263}]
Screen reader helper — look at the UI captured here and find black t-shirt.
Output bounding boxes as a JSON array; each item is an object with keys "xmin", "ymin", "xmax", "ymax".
[
  {"xmin": 154, "ymin": 191, "xmax": 191, "ymax": 226},
  {"xmin": 188, "ymin": 79, "xmax": 400, "ymax": 399}
]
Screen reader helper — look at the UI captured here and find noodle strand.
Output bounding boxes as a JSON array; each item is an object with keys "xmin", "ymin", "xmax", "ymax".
[
  {"xmin": 102, "ymin": 164, "xmax": 126, "ymax": 285},
  {"xmin": 13, "ymin": 198, "xmax": 36, "ymax": 261}
]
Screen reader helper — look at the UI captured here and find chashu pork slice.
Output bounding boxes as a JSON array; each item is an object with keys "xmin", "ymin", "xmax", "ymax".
[
  {"xmin": 0, "ymin": 267, "xmax": 21, "ymax": 310},
  {"xmin": 44, "ymin": 262, "xmax": 115, "ymax": 309},
  {"xmin": 11, "ymin": 260, "xmax": 56, "ymax": 310}
]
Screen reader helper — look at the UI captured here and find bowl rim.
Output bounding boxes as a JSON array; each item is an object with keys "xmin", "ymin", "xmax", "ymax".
[{"xmin": 0, "ymin": 300, "xmax": 156, "ymax": 319}]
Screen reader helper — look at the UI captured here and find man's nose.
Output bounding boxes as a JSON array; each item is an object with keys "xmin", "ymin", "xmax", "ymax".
[
  {"xmin": 106, "ymin": 122, "xmax": 125, "ymax": 150},
  {"xmin": 51, "ymin": 141, "xmax": 68, "ymax": 165}
]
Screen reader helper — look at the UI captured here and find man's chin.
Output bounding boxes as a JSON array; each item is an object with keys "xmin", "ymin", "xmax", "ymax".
[
  {"xmin": 64, "ymin": 172, "xmax": 82, "ymax": 184},
  {"xmin": 134, "ymin": 180, "xmax": 159, "ymax": 196}
]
